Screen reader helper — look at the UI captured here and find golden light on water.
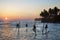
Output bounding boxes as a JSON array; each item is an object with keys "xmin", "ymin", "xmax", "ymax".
[{"xmin": 1, "ymin": 25, "xmax": 13, "ymax": 37}]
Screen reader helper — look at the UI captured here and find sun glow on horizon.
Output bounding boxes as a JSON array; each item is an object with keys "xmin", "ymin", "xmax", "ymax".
[{"xmin": 5, "ymin": 17, "xmax": 8, "ymax": 20}]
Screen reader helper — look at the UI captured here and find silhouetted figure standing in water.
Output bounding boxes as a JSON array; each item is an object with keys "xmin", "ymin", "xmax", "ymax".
[
  {"xmin": 26, "ymin": 24, "xmax": 28, "ymax": 27},
  {"xmin": 33, "ymin": 24, "xmax": 36, "ymax": 36},
  {"xmin": 26, "ymin": 24, "xmax": 28, "ymax": 32},
  {"xmin": 45, "ymin": 24, "xmax": 48, "ymax": 34},
  {"xmin": 16, "ymin": 23, "xmax": 20, "ymax": 33},
  {"xmin": 16, "ymin": 23, "xmax": 20, "ymax": 39}
]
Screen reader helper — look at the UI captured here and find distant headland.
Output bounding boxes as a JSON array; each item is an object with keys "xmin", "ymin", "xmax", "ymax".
[{"xmin": 35, "ymin": 6, "xmax": 60, "ymax": 23}]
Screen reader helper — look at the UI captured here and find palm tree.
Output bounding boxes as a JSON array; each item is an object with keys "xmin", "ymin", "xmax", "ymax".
[
  {"xmin": 53, "ymin": 6, "xmax": 60, "ymax": 16},
  {"xmin": 40, "ymin": 9, "xmax": 49, "ymax": 18}
]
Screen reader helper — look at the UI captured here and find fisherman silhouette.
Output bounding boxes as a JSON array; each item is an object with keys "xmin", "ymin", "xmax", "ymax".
[
  {"xmin": 16, "ymin": 23, "xmax": 20, "ymax": 28},
  {"xmin": 33, "ymin": 24, "xmax": 37, "ymax": 36},
  {"xmin": 45, "ymin": 24, "xmax": 48, "ymax": 34},
  {"xmin": 16, "ymin": 23, "xmax": 20, "ymax": 32},
  {"xmin": 26, "ymin": 24, "xmax": 28, "ymax": 27},
  {"xmin": 26, "ymin": 24, "xmax": 28, "ymax": 32},
  {"xmin": 33, "ymin": 24, "xmax": 36, "ymax": 36}
]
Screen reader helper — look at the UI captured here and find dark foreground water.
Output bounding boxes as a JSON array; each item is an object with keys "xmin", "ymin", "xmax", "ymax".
[{"xmin": 0, "ymin": 21, "xmax": 60, "ymax": 40}]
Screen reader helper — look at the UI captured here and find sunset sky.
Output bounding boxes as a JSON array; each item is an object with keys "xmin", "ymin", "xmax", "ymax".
[{"xmin": 0, "ymin": 0, "xmax": 60, "ymax": 20}]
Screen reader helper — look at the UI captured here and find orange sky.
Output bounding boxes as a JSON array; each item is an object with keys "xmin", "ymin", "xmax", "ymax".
[{"xmin": 0, "ymin": 0, "xmax": 60, "ymax": 20}]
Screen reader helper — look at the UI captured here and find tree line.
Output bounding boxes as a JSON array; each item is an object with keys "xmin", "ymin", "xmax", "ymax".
[{"xmin": 35, "ymin": 6, "xmax": 60, "ymax": 23}]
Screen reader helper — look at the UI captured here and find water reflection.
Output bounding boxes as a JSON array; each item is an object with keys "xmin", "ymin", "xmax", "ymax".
[
  {"xmin": 33, "ymin": 33, "xmax": 37, "ymax": 39},
  {"xmin": 0, "ymin": 24, "xmax": 14, "ymax": 40},
  {"xmin": 45, "ymin": 32, "xmax": 48, "ymax": 40},
  {"xmin": 26, "ymin": 28, "xmax": 28, "ymax": 32},
  {"xmin": 0, "ymin": 24, "xmax": 49, "ymax": 40},
  {"xmin": 0, "ymin": 23, "xmax": 60, "ymax": 40},
  {"xmin": 16, "ymin": 28, "xmax": 20, "ymax": 39}
]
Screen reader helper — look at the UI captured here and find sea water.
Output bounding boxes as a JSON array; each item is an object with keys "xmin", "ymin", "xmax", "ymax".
[{"xmin": 0, "ymin": 20, "xmax": 60, "ymax": 40}]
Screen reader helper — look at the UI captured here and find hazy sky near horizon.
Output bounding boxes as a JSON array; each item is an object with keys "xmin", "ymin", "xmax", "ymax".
[{"xmin": 0, "ymin": 0, "xmax": 60, "ymax": 20}]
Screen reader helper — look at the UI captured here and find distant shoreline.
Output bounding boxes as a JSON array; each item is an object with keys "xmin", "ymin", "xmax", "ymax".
[{"xmin": 35, "ymin": 19, "xmax": 60, "ymax": 23}]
